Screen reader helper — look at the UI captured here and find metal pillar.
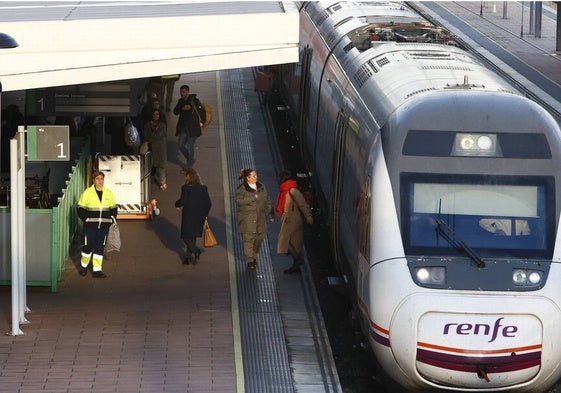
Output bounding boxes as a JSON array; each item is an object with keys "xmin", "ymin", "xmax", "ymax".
[
  {"xmin": 529, "ymin": 2, "xmax": 535, "ymax": 34},
  {"xmin": 535, "ymin": 1, "xmax": 542, "ymax": 38},
  {"xmin": 557, "ymin": 3, "xmax": 561, "ymax": 50},
  {"xmin": 521, "ymin": 1, "xmax": 525, "ymax": 38},
  {"xmin": 9, "ymin": 127, "xmax": 27, "ymax": 336}
]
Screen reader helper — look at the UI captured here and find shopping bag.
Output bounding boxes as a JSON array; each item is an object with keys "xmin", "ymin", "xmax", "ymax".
[
  {"xmin": 106, "ymin": 222, "xmax": 121, "ymax": 252},
  {"xmin": 203, "ymin": 218, "xmax": 217, "ymax": 248},
  {"xmin": 139, "ymin": 141, "xmax": 150, "ymax": 155},
  {"xmin": 124, "ymin": 117, "xmax": 140, "ymax": 147}
]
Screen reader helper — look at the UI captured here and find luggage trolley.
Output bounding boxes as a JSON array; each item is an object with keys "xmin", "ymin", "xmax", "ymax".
[{"xmin": 95, "ymin": 153, "xmax": 159, "ymax": 219}]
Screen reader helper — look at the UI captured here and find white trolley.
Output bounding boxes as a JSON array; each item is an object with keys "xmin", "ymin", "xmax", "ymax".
[{"xmin": 95, "ymin": 154, "xmax": 159, "ymax": 219}]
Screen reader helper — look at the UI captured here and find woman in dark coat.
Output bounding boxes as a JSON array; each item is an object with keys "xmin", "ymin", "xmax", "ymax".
[{"xmin": 175, "ymin": 168, "xmax": 212, "ymax": 264}]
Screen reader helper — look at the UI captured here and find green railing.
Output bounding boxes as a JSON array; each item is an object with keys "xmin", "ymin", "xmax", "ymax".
[
  {"xmin": 49, "ymin": 138, "xmax": 89, "ymax": 291},
  {"xmin": 0, "ymin": 137, "xmax": 89, "ymax": 292}
]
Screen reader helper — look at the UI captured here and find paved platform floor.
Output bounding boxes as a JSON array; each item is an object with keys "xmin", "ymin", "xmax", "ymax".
[
  {"xmin": 0, "ymin": 71, "xmax": 236, "ymax": 393},
  {"xmin": 0, "ymin": 69, "xmax": 341, "ymax": 393}
]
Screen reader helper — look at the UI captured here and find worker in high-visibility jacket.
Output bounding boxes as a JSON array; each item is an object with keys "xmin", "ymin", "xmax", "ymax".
[{"xmin": 77, "ymin": 170, "xmax": 118, "ymax": 278}]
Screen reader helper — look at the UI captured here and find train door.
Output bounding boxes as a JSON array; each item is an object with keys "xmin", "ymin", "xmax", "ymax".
[
  {"xmin": 330, "ymin": 109, "xmax": 347, "ymax": 271},
  {"xmin": 357, "ymin": 174, "xmax": 371, "ymax": 308}
]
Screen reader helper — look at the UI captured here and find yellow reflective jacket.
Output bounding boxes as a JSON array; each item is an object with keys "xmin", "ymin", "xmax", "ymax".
[{"xmin": 77, "ymin": 185, "xmax": 118, "ymax": 229}]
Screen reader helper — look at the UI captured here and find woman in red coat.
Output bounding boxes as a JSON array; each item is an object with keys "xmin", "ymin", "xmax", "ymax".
[{"xmin": 175, "ymin": 168, "xmax": 212, "ymax": 264}]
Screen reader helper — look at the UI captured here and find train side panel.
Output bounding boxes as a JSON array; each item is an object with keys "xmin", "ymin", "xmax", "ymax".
[{"xmin": 285, "ymin": 2, "xmax": 561, "ymax": 392}]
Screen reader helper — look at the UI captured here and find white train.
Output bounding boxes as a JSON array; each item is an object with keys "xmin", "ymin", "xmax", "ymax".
[{"xmin": 275, "ymin": 2, "xmax": 561, "ymax": 392}]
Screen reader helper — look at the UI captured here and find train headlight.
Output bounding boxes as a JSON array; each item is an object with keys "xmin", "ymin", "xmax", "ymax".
[
  {"xmin": 452, "ymin": 133, "xmax": 499, "ymax": 157},
  {"xmin": 415, "ymin": 267, "xmax": 446, "ymax": 286},
  {"xmin": 512, "ymin": 269, "xmax": 543, "ymax": 286}
]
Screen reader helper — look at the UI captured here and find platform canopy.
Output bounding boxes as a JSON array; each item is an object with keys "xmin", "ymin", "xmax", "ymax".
[{"xmin": 0, "ymin": 1, "xmax": 299, "ymax": 92}]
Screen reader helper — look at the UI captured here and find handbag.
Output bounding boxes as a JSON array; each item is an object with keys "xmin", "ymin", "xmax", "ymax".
[
  {"xmin": 124, "ymin": 117, "xmax": 140, "ymax": 147},
  {"xmin": 203, "ymin": 218, "xmax": 217, "ymax": 248},
  {"xmin": 139, "ymin": 141, "xmax": 150, "ymax": 155},
  {"xmin": 106, "ymin": 221, "xmax": 121, "ymax": 253}
]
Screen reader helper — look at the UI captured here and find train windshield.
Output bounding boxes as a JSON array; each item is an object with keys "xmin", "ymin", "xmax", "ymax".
[{"xmin": 401, "ymin": 174, "xmax": 554, "ymax": 259}]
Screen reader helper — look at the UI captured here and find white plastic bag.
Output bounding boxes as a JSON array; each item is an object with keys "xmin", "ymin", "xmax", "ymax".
[{"xmin": 106, "ymin": 222, "xmax": 121, "ymax": 253}]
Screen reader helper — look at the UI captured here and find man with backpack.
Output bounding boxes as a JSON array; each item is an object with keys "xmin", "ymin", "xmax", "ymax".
[{"xmin": 173, "ymin": 84, "xmax": 206, "ymax": 166}]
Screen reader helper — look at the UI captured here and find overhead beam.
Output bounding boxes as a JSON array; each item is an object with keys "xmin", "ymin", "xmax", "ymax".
[{"xmin": 0, "ymin": 3, "xmax": 299, "ymax": 91}]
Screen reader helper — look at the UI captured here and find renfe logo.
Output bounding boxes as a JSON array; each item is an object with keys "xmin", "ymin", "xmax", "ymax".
[{"xmin": 443, "ymin": 317, "xmax": 518, "ymax": 343}]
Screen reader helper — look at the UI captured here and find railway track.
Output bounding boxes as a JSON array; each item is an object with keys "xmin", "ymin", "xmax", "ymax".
[{"xmin": 410, "ymin": 1, "xmax": 561, "ymax": 122}]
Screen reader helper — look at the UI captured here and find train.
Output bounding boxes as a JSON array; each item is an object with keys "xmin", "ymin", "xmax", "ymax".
[{"xmin": 273, "ymin": 2, "xmax": 561, "ymax": 392}]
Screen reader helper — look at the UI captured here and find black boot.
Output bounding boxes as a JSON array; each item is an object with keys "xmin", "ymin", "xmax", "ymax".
[
  {"xmin": 247, "ymin": 259, "xmax": 257, "ymax": 269},
  {"xmin": 194, "ymin": 248, "xmax": 205, "ymax": 261},
  {"xmin": 284, "ymin": 256, "xmax": 302, "ymax": 274},
  {"xmin": 284, "ymin": 265, "xmax": 299, "ymax": 274}
]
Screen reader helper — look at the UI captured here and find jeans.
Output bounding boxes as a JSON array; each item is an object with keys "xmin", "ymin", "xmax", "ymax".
[{"xmin": 178, "ymin": 132, "xmax": 197, "ymax": 164}]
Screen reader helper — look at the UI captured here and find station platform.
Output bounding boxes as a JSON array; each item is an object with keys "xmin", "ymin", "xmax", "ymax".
[
  {"xmin": 0, "ymin": 70, "xmax": 341, "ymax": 393},
  {"xmin": 5, "ymin": 3, "xmax": 561, "ymax": 393},
  {"xmin": 416, "ymin": 1, "xmax": 561, "ymax": 118}
]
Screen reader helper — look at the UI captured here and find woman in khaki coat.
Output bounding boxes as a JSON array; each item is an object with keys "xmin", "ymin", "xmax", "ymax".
[
  {"xmin": 275, "ymin": 171, "xmax": 313, "ymax": 274},
  {"xmin": 142, "ymin": 108, "xmax": 168, "ymax": 190},
  {"xmin": 235, "ymin": 168, "xmax": 275, "ymax": 270}
]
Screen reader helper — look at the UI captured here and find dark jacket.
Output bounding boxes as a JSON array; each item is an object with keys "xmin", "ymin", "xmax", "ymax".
[
  {"xmin": 173, "ymin": 94, "xmax": 205, "ymax": 137},
  {"xmin": 175, "ymin": 183, "xmax": 212, "ymax": 238}
]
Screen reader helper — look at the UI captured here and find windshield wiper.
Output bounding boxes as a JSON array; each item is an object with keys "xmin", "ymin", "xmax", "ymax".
[{"xmin": 435, "ymin": 218, "xmax": 486, "ymax": 268}]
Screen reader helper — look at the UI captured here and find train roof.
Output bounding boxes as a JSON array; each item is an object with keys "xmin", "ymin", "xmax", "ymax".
[
  {"xmin": 351, "ymin": 42, "xmax": 520, "ymax": 108},
  {"xmin": 306, "ymin": 1, "xmax": 455, "ymax": 50},
  {"xmin": 303, "ymin": 2, "xmax": 522, "ymax": 123}
]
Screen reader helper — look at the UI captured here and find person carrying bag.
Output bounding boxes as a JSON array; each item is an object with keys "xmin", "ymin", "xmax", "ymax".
[
  {"xmin": 105, "ymin": 216, "xmax": 121, "ymax": 253},
  {"xmin": 175, "ymin": 168, "xmax": 212, "ymax": 264},
  {"xmin": 203, "ymin": 218, "xmax": 217, "ymax": 248}
]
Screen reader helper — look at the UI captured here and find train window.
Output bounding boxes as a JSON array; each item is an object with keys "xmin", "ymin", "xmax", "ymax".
[
  {"xmin": 401, "ymin": 174, "xmax": 554, "ymax": 259},
  {"xmin": 403, "ymin": 130, "xmax": 551, "ymax": 158},
  {"xmin": 499, "ymin": 133, "xmax": 551, "ymax": 158},
  {"xmin": 402, "ymin": 130, "xmax": 455, "ymax": 156}
]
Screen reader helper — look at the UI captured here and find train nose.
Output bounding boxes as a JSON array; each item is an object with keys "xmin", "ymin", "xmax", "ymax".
[
  {"xmin": 414, "ymin": 312, "xmax": 541, "ymax": 388},
  {"xmin": 389, "ymin": 294, "xmax": 557, "ymax": 389}
]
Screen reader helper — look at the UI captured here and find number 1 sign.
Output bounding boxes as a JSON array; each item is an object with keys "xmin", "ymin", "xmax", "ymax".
[{"xmin": 27, "ymin": 125, "xmax": 70, "ymax": 161}]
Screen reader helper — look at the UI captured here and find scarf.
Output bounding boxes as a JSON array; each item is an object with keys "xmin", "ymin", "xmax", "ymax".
[{"xmin": 275, "ymin": 179, "xmax": 298, "ymax": 217}]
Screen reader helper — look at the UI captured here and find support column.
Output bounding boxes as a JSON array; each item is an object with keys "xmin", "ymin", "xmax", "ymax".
[
  {"xmin": 535, "ymin": 1, "xmax": 542, "ymax": 38},
  {"xmin": 557, "ymin": 3, "xmax": 561, "ymax": 50}
]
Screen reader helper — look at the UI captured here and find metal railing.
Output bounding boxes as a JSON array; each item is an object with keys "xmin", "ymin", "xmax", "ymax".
[
  {"xmin": 49, "ymin": 138, "xmax": 89, "ymax": 291},
  {"xmin": 0, "ymin": 137, "xmax": 89, "ymax": 292}
]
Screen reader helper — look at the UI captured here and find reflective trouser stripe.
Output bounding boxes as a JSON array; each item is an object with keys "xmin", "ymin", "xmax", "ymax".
[
  {"xmin": 81, "ymin": 252, "xmax": 104, "ymax": 271},
  {"xmin": 92, "ymin": 253, "xmax": 103, "ymax": 272},
  {"xmin": 81, "ymin": 251, "xmax": 92, "ymax": 268}
]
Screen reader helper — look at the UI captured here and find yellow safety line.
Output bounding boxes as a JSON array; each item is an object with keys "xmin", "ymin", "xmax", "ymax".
[{"xmin": 216, "ymin": 70, "xmax": 245, "ymax": 393}]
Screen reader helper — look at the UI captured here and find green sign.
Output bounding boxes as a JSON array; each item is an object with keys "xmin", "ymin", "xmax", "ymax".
[{"xmin": 27, "ymin": 126, "xmax": 70, "ymax": 161}]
